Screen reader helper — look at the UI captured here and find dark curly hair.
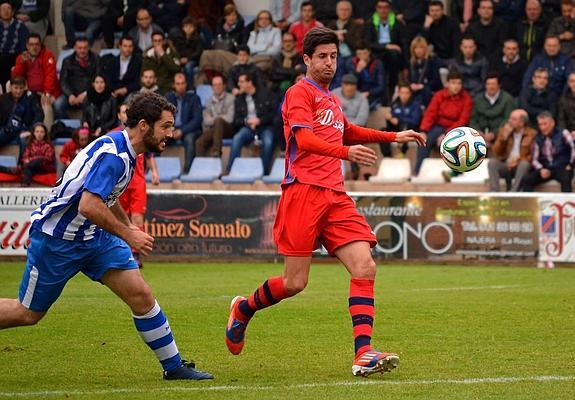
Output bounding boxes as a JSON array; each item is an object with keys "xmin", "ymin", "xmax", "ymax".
[{"xmin": 125, "ymin": 92, "xmax": 176, "ymax": 128}]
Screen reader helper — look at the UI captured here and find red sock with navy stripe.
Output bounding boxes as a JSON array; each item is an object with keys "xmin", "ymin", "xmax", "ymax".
[
  {"xmin": 349, "ymin": 278, "xmax": 375, "ymax": 356},
  {"xmin": 237, "ymin": 276, "xmax": 289, "ymax": 323}
]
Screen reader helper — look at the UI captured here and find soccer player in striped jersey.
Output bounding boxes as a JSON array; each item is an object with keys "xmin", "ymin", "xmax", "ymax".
[
  {"xmin": 225, "ymin": 27, "xmax": 426, "ymax": 377},
  {"xmin": 0, "ymin": 92, "xmax": 213, "ymax": 381}
]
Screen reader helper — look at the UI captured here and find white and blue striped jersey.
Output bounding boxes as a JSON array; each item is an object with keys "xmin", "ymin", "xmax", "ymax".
[{"xmin": 31, "ymin": 130, "xmax": 136, "ymax": 241}]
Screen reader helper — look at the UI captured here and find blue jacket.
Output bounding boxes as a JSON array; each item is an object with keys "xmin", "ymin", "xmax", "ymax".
[
  {"xmin": 390, "ymin": 98, "xmax": 422, "ymax": 129},
  {"xmin": 522, "ymin": 52, "xmax": 573, "ymax": 94},
  {"xmin": 165, "ymin": 90, "xmax": 202, "ymax": 136},
  {"xmin": 345, "ymin": 56, "xmax": 386, "ymax": 105},
  {"xmin": 532, "ymin": 127, "xmax": 575, "ymax": 170}
]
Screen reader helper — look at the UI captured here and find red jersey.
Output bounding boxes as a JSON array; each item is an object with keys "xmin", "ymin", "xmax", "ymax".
[
  {"xmin": 282, "ymin": 78, "xmax": 349, "ymax": 192},
  {"xmin": 289, "ymin": 19, "xmax": 324, "ymax": 54},
  {"xmin": 128, "ymin": 154, "xmax": 147, "ymax": 189}
]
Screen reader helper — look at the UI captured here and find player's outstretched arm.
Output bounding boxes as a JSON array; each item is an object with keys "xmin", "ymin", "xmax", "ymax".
[
  {"xmin": 78, "ymin": 191, "xmax": 154, "ymax": 255},
  {"xmin": 343, "ymin": 124, "xmax": 426, "ymax": 147}
]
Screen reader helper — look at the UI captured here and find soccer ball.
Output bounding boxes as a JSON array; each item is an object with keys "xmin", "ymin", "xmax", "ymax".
[{"xmin": 439, "ymin": 127, "xmax": 487, "ymax": 173}]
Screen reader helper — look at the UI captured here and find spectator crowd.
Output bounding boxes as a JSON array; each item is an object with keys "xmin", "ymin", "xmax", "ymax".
[{"xmin": 1, "ymin": 0, "xmax": 575, "ymax": 192}]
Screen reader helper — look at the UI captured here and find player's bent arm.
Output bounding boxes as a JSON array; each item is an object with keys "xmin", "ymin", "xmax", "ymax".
[
  {"xmin": 110, "ymin": 201, "xmax": 132, "ymax": 227},
  {"xmin": 295, "ymin": 128, "xmax": 377, "ymax": 166},
  {"xmin": 78, "ymin": 191, "xmax": 154, "ymax": 255},
  {"xmin": 295, "ymin": 127, "xmax": 350, "ymax": 159}
]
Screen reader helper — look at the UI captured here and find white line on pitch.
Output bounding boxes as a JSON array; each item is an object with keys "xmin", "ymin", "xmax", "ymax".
[
  {"xmin": 407, "ymin": 284, "xmax": 524, "ymax": 292},
  {"xmin": 0, "ymin": 375, "xmax": 572, "ymax": 397}
]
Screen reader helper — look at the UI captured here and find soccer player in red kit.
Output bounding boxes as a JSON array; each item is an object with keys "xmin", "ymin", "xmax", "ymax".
[
  {"xmin": 225, "ymin": 27, "xmax": 425, "ymax": 377},
  {"xmin": 116, "ymin": 103, "xmax": 159, "ymax": 267}
]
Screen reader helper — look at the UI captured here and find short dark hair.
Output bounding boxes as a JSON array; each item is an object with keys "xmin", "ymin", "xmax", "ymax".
[
  {"xmin": 10, "ymin": 76, "xmax": 25, "ymax": 87},
  {"xmin": 301, "ymin": 1, "xmax": 314, "ymax": 10},
  {"xmin": 182, "ymin": 16, "xmax": 197, "ymax": 27},
  {"xmin": 151, "ymin": 31, "xmax": 164, "ymax": 40},
  {"xmin": 545, "ymin": 34, "xmax": 560, "ymax": 43},
  {"xmin": 397, "ymin": 82, "xmax": 412, "ymax": 91},
  {"xmin": 303, "ymin": 27, "xmax": 338, "ymax": 57},
  {"xmin": 126, "ymin": 92, "xmax": 176, "ymax": 129},
  {"xmin": 355, "ymin": 40, "xmax": 370, "ymax": 51},
  {"xmin": 485, "ymin": 72, "xmax": 500, "ymax": 84},
  {"xmin": 75, "ymin": 36, "xmax": 89, "ymax": 44},
  {"xmin": 238, "ymin": 72, "xmax": 254, "ymax": 83},
  {"xmin": 119, "ymin": 35, "xmax": 134, "ymax": 46},
  {"xmin": 27, "ymin": 33, "xmax": 42, "ymax": 43},
  {"xmin": 237, "ymin": 44, "xmax": 250, "ymax": 55},
  {"xmin": 429, "ymin": 0, "xmax": 444, "ymax": 8},
  {"xmin": 446, "ymin": 69, "xmax": 463, "ymax": 81}
]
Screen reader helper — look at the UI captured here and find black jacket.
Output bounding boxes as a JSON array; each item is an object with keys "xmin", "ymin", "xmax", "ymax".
[
  {"xmin": 465, "ymin": 17, "xmax": 508, "ymax": 62},
  {"xmin": 102, "ymin": 53, "xmax": 142, "ymax": 94},
  {"xmin": 169, "ymin": 28, "xmax": 203, "ymax": 62},
  {"xmin": 518, "ymin": 85, "xmax": 558, "ymax": 124},
  {"xmin": 82, "ymin": 90, "xmax": 118, "ymax": 132},
  {"xmin": 489, "ymin": 56, "xmax": 528, "ymax": 97},
  {"xmin": 233, "ymin": 87, "xmax": 277, "ymax": 132},
  {"xmin": 422, "ymin": 15, "xmax": 461, "ymax": 60},
  {"xmin": 363, "ymin": 16, "xmax": 409, "ymax": 60},
  {"xmin": 558, "ymin": 91, "xmax": 575, "ymax": 131},
  {"xmin": 60, "ymin": 51, "xmax": 100, "ymax": 97}
]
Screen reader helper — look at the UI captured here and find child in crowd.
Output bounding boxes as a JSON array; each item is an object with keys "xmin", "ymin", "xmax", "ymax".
[
  {"xmin": 381, "ymin": 84, "xmax": 422, "ymax": 157},
  {"xmin": 59, "ymin": 127, "xmax": 92, "ymax": 169},
  {"xmin": 20, "ymin": 123, "xmax": 55, "ymax": 186}
]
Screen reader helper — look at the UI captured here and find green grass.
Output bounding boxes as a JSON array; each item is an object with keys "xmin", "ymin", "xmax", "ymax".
[{"xmin": 0, "ymin": 262, "xmax": 574, "ymax": 399}]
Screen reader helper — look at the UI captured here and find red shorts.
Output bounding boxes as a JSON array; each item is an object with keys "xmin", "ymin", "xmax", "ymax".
[
  {"xmin": 119, "ymin": 183, "xmax": 147, "ymax": 216},
  {"xmin": 273, "ymin": 182, "xmax": 377, "ymax": 256}
]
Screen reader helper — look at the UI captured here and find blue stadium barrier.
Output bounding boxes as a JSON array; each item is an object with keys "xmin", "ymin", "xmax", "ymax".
[
  {"xmin": 195, "ymin": 84, "xmax": 213, "ymax": 107},
  {"xmin": 99, "ymin": 48, "xmax": 120, "ymax": 58}
]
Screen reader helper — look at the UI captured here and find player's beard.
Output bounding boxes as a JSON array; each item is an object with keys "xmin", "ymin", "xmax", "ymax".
[
  {"xmin": 315, "ymin": 68, "xmax": 335, "ymax": 86},
  {"xmin": 142, "ymin": 125, "xmax": 165, "ymax": 153}
]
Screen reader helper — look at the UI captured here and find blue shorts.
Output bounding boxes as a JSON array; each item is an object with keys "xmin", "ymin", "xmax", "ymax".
[{"xmin": 18, "ymin": 229, "xmax": 138, "ymax": 312}]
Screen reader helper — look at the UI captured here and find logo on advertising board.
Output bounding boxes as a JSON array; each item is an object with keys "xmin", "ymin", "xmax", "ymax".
[{"xmin": 539, "ymin": 199, "xmax": 575, "ymax": 262}]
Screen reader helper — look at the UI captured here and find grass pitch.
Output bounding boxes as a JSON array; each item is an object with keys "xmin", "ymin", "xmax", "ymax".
[{"xmin": 0, "ymin": 262, "xmax": 574, "ymax": 399}]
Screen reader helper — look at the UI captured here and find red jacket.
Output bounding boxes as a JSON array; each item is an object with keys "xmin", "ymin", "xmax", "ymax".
[
  {"xmin": 11, "ymin": 47, "xmax": 61, "ymax": 98},
  {"xmin": 59, "ymin": 140, "xmax": 80, "ymax": 165},
  {"xmin": 419, "ymin": 88, "xmax": 473, "ymax": 133},
  {"xmin": 22, "ymin": 139, "xmax": 55, "ymax": 169}
]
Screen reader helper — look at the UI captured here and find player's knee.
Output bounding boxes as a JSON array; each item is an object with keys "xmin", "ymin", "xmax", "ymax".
[
  {"xmin": 129, "ymin": 284, "xmax": 155, "ymax": 314},
  {"xmin": 352, "ymin": 258, "xmax": 377, "ymax": 280},
  {"xmin": 284, "ymin": 275, "xmax": 308, "ymax": 295},
  {"xmin": 16, "ymin": 306, "xmax": 44, "ymax": 326}
]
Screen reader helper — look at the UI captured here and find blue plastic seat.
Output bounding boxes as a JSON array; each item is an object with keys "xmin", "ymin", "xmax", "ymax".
[
  {"xmin": 221, "ymin": 157, "xmax": 263, "ymax": 184},
  {"xmin": 54, "ymin": 137, "xmax": 71, "ymax": 145},
  {"xmin": 0, "ymin": 155, "xmax": 17, "ymax": 167},
  {"xmin": 195, "ymin": 84, "xmax": 213, "ymax": 108},
  {"xmin": 262, "ymin": 158, "xmax": 284, "ymax": 184},
  {"xmin": 147, "ymin": 156, "xmax": 181, "ymax": 182},
  {"xmin": 57, "ymin": 49, "xmax": 74, "ymax": 74},
  {"xmin": 180, "ymin": 157, "xmax": 222, "ymax": 183},
  {"xmin": 56, "ymin": 119, "xmax": 82, "ymax": 129},
  {"xmin": 222, "ymin": 138, "xmax": 232, "ymax": 146}
]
